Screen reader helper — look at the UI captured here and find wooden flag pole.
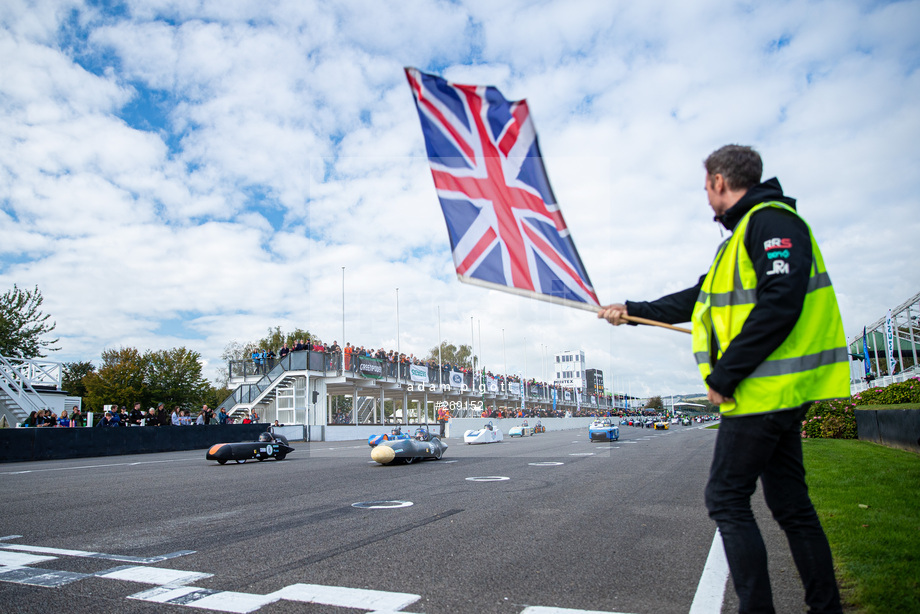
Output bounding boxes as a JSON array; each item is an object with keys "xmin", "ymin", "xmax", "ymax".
[
  {"xmin": 580, "ymin": 300, "xmax": 691, "ymax": 334},
  {"xmin": 457, "ymin": 275, "xmax": 692, "ymax": 334},
  {"xmin": 619, "ymin": 314, "xmax": 691, "ymax": 335}
]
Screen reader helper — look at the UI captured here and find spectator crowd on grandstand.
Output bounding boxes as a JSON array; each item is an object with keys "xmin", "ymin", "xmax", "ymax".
[
  {"xmin": 241, "ymin": 335, "xmax": 615, "ymax": 413},
  {"xmin": 17, "ymin": 403, "xmax": 261, "ymax": 428}
]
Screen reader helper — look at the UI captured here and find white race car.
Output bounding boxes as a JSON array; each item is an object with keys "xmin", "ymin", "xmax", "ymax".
[
  {"xmin": 508, "ymin": 421, "xmax": 533, "ymax": 437},
  {"xmin": 463, "ymin": 421, "xmax": 504, "ymax": 444}
]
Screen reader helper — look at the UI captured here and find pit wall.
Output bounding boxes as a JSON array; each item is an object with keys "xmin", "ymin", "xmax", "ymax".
[
  {"xmin": 0, "ymin": 424, "xmax": 268, "ymax": 463},
  {"xmin": 856, "ymin": 409, "xmax": 920, "ymax": 453}
]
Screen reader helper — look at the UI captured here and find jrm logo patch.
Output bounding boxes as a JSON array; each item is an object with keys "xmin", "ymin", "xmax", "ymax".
[{"xmin": 766, "ymin": 260, "xmax": 790, "ymax": 275}]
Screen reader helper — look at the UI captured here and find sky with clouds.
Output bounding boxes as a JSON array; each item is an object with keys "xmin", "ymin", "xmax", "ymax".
[{"xmin": 2, "ymin": 0, "xmax": 918, "ymax": 398}]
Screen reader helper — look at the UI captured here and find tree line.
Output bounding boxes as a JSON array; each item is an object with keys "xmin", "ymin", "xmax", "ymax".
[{"xmin": 62, "ymin": 348, "xmax": 229, "ymax": 413}]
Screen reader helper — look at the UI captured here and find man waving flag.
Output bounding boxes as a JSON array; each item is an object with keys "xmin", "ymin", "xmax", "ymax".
[{"xmin": 405, "ymin": 67, "xmax": 599, "ymax": 310}]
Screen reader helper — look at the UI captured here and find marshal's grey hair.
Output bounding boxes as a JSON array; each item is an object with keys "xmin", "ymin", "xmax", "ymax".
[{"xmin": 704, "ymin": 145, "xmax": 763, "ymax": 191}]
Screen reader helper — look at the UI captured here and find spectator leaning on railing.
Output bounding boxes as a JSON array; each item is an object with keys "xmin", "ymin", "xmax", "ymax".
[{"xmin": 96, "ymin": 411, "xmax": 119, "ymax": 427}]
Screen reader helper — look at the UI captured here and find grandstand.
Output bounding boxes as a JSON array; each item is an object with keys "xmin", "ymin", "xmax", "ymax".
[{"xmin": 847, "ymin": 291, "xmax": 920, "ymax": 394}]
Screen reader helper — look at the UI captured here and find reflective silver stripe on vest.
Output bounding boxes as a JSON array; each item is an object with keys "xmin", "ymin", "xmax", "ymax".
[
  {"xmin": 807, "ymin": 271, "xmax": 832, "ymax": 293},
  {"xmin": 708, "ymin": 287, "xmax": 757, "ymax": 308},
  {"xmin": 748, "ymin": 347, "xmax": 848, "ymax": 379},
  {"xmin": 694, "ymin": 351, "xmax": 710, "ymax": 366},
  {"xmin": 705, "ymin": 270, "xmax": 832, "ymax": 309}
]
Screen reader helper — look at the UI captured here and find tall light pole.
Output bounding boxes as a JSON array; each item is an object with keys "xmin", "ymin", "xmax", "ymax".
[
  {"xmin": 470, "ymin": 316, "xmax": 476, "ymax": 383},
  {"xmin": 437, "ymin": 306, "xmax": 442, "ymax": 387},
  {"xmin": 502, "ymin": 328, "xmax": 507, "ymax": 388},
  {"xmin": 395, "ymin": 287, "xmax": 400, "ymax": 362},
  {"xmin": 341, "ymin": 266, "xmax": 345, "ymax": 344},
  {"xmin": 478, "ymin": 319, "xmax": 482, "ymax": 373}
]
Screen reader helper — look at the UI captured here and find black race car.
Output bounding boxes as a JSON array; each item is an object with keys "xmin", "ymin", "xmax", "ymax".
[
  {"xmin": 207, "ymin": 432, "xmax": 295, "ymax": 464},
  {"xmin": 370, "ymin": 427, "xmax": 448, "ymax": 465}
]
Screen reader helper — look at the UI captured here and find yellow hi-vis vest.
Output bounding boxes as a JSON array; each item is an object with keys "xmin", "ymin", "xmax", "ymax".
[{"xmin": 690, "ymin": 201, "xmax": 850, "ymax": 416}]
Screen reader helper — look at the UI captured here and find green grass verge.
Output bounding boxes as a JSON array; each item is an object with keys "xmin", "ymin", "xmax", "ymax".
[
  {"xmin": 855, "ymin": 403, "xmax": 920, "ymax": 411},
  {"xmin": 803, "ymin": 439, "xmax": 920, "ymax": 613}
]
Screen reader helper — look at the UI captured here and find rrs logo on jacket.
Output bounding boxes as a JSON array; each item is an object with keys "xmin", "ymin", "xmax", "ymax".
[{"xmin": 764, "ymin": 237, "xmax": 792, "ymax": 250}]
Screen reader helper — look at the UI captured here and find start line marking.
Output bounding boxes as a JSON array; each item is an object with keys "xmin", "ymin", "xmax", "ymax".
[
  {"xmin": 0, "ymin": 534, "xmax": 728, "ymax": 614},
  {"xmin": 0, "ymin": 457, "xmax": 197, "ymax": 475},
  {"xmin": 0, "ymin": 536, "xmax": 192, "ymax": 564}
]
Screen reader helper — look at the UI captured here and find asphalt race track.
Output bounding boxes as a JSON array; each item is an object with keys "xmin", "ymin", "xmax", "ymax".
[{"xmin": 0, "ymin": 424, "xmax": 808, "ymax": 614}]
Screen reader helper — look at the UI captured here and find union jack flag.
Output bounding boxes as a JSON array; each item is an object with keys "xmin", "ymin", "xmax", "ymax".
[{"xmin": 405, "ymin": 67, "xmax": 599, "ymax": 309}]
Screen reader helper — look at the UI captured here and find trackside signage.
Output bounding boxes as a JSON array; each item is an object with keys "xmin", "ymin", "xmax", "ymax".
[
  {"xmin": 358, "ymin": 358, "xmax": 383, "ymax": 379},
  {"xmin": 409, "ymin": 364, "xmax": 429, "ymax": 384}
]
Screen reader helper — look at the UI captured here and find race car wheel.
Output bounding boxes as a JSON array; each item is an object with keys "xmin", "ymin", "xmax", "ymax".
[
  {"xmin": 276, "ymin": 453, "xmax": 287, "ymax": 461},
  {"xmin": 434, "ymin": 448, "xmax": 442, "ymax": 460},
  {"xmin": 257, "ymin": 456, "xmax": 265, "ymax": 461},
  {"xmin": 404, "ymin": 456, "xmax": 415, "ymax": 465},
  {"xmin": 235, "ymin": 459, "xmax": 246, "ymax": 464},
  {"xmin": 217, "ymin": 460, "xmax": 227, "ymax": 465}
]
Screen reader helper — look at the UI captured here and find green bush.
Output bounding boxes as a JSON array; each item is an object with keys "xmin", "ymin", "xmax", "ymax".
[
  {"xmin": 799, "ymin": 378, "xmax": 919, "ymax": 439},
  {"xmin": 802, "ymin": 399, "xmax": 858, "ymax": 439},
  {"xmin": 852, "ymin": 377, "xmax": 920, "ymax": 405}
]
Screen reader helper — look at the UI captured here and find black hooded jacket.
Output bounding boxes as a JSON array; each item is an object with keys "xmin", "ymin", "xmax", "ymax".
[{"xmin": 625, "ymin": 178, "xmax": 813, "ymax": 398}]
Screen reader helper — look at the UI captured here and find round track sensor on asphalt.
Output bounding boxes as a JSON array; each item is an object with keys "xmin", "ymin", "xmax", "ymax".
[{"xmin": 351, "ymin": 500, "xmax": 414, "ymax": 509}]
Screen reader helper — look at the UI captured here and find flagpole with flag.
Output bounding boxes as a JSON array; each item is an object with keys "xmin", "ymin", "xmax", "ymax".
[
  {"xmin": 405, "ymin": 67, "xmax": 689, "ymax": 335},
  {"xmin": 862, "ymin": 326, "xmax": 871, "ymax": 379},
  {"xmin": 885, "ymin": 309, "xmax": 898, "ymax": 375}
]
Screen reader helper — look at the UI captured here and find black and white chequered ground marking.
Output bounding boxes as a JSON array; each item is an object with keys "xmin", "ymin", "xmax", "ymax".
[
  {"xmin": 1, "ymin": 533, "xmax": 723, "ymax": 613},
  {"xmin": 129, "ymin": 583, "xmax": 422, "ymax": 613},
  {"xmin": 0, "ymin": 537, "xmax": 425, "ymax": 613}
]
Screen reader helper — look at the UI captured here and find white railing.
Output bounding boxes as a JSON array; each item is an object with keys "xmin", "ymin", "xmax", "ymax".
[
  {"xmin": 0, "ymin": 356, "xmax": 61, "ymax": 420},
  {"xmin": 1, "ymin": 357, "xmax": 62, "ymax": 388},
  {"xmin": 850, "ymin": 366, "xmax": 920, "ymax": 395}
]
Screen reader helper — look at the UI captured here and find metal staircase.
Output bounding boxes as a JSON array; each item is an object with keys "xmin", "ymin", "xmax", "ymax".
[
  {"xmin": 219, "ymin": 353, "xmax": 386, "ymax": 423},
  {"xmin": 0, "ymin": 356, "xmax": 59, "ymax": 425},
  {"xmin": 219, "ymin": 356, "xmax": 307, "ymax": 419},
  {"xmin": 356, "ymin": 398, "xmax": 377, "ymax": 424}
]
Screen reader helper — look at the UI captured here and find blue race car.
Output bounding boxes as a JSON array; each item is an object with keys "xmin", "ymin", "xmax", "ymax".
[
  {"xmin": 371, "ymin": 427, "xmax": 448, "ymax": 465},
  {"xmin": 588, "ymin": 418, "xmax": 620, "ymax": 442},
  {"xmin": 368, "ymin": 426, "xmax": 411, "ymax": 447}
]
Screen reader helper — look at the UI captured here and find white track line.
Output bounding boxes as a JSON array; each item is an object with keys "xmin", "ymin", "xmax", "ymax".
[{"xmin": 688, "ymin": 530, "xmax": 729, "ymax": 613}]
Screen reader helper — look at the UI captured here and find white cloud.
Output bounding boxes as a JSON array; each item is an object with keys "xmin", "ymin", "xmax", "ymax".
[{"xmin": 1, "ymin": 0, "xmax": 918, "ymax": 396}]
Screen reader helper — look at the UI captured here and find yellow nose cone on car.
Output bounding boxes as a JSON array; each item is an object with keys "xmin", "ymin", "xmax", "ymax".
[{"xmin": 371, "ymin": 445, "xmax": 396, "ymax": 465}]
